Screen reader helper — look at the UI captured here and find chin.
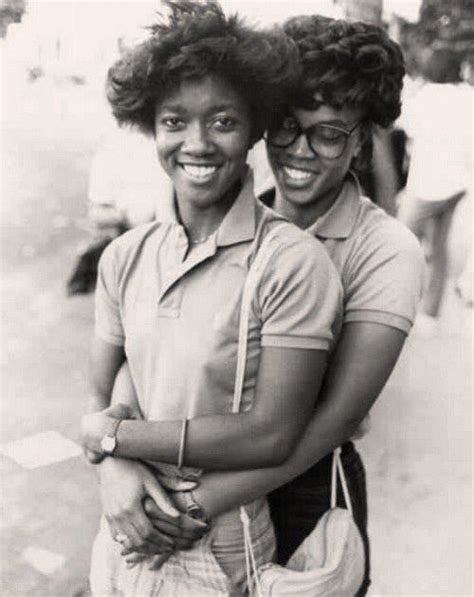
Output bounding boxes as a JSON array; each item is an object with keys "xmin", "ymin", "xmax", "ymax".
[{"xmin": 280, "ymin": 184, "xmax": 321, "ymax": 207}]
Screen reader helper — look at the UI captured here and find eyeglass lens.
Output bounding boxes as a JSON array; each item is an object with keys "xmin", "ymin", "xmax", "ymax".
[{"xmin": 267, "ymin": 123, "xmax": 350, "ymax": 159}]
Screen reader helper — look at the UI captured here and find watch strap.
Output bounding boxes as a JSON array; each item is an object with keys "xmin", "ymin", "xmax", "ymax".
[{"xmin": 182, "ymin": 490, "xmax": 209, "ymax": 523}]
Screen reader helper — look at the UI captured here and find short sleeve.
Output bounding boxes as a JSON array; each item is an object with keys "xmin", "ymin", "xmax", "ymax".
[
  {"xmin": 344, "ymin": 224, "xmax": 424, "ymax": 334},
  {"xmin": 258, "ymin": 234, "xmax": 343, "ymax": 351},
  {"xmin": 94, "ymin": 242, "xmax": 125, "ymax": 346}
]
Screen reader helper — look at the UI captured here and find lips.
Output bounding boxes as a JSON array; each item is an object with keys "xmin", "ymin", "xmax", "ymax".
[
  {"xmin": 283, "ymin": 166, "xmax": 312, "ymax": 181},
  {"xmin": 279, "ymin": 163, "xmax": 319, "ymax": 187},
  {"xmin": 180, "ymin": 163, "xmax": 220, "ymax": 182}
]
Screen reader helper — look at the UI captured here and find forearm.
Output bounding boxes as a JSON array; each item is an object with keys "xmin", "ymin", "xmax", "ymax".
[
  {"xmin": 102, "ymin": 347, "xmax": 326, "ymax": 470},
  {"xmin": 193, "ymin": 399, "xmax": 358, "ymax": 517},
  {"xmin": 113, "ymin": 411, "xmax": 291, "ymax": 469},
  {"xmin": 193, "ymin": 322, "xmax": 407, "ymax": 517}
]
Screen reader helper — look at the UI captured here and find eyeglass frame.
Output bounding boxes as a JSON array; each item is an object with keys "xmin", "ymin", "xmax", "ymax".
[{"xmin": 265, "ymin": 116, "xmax": 364, "ymax": 160}]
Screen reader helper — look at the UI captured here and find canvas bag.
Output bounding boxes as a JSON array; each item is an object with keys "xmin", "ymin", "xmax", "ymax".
[{"xmin": 235, "ymin": 224, "xmax": 365, "ymax": 597}]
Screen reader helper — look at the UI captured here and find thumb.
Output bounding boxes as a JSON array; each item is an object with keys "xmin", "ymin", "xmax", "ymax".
[
  {"xmin": 143, "ymin": 477, "xmax": 180, "ymax": 519},
  {"xmin": 103, "ymin": 403, "xmax": 132, "ymax": 419}
]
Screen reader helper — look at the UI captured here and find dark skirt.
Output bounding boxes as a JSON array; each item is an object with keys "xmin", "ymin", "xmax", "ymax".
[{"xmin": 268, "ymin": 442, "xmax": 370, "ymax": 596}]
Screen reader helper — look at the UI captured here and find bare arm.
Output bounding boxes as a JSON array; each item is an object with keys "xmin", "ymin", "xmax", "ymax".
[
  {"xmin": 82, "ymin": 346, "xmax": 327, "ymax": 469},
  {"xmin": 87, "ymin": 335, "xmax": 126, "ymax": 413},
  {"xmin": 187, "ymin": 322, "xmax": 406, "ymax": 516}
]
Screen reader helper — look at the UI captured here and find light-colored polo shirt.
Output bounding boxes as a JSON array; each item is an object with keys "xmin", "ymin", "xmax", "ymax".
[
  {"xmin": 95, "ymin": 173, "xmax": 342, "ymax": 423},
  {"xmin": 260, "ymin": 178, "xmax": 424, "ymax": 335}
]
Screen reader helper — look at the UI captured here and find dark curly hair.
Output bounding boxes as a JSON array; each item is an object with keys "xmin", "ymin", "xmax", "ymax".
[
  {"xmin": 106, "ymin": 0, "xmax": 299, "ymax": 141},
  {"xmin": 284, "ymin": 15, "xmax": 406, "ymax": 128}
]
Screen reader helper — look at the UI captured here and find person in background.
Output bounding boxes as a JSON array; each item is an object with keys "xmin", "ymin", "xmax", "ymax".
[
  {"xmin": 80, "ymin": 2, "xmax": 342, "ymax": 595},
  {"xmin": 66, "ymin": 127, "xmax": 173, "ymax": 295},
  {"xmin": 397, "ymin": 48, "xmax": 472, "ymax": 333},
  {"xmin": 98, "ymin": 15, "xmax": 424, "ymax": 597},
  {"xmin": 454, "ymin": 52, "xmax": 474, "ymax": 308}
]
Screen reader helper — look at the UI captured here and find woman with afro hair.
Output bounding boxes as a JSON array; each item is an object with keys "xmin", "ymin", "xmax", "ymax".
[
  {"xmin": 102, "ymin": 15, "xmax": 426, "ymax": 596},
  {"xmin": 80, "ymin": 2, "xmax": 343, "ymax": 595}
]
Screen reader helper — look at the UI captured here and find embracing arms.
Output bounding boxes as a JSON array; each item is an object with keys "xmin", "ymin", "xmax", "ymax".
[
  {"xmin": 181, "ymin": 321, "xmax": 406, "ymax": 517},
  {"xmin": 83, "ymin": 339, "xmax": 328, "ymax": 469}
]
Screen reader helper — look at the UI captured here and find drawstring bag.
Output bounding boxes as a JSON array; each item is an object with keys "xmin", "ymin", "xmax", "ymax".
[{"xmin": 235, "ymin": 225, "xmax": 365, "ymax": 596}]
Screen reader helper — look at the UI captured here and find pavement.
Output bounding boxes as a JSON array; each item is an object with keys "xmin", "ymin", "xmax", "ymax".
[{"xmin": 0, "ymin": 78, "xmax": 472, "ymax": 596}]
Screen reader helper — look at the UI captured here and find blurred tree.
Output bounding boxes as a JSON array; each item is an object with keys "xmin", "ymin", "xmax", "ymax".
[
  {"xmin": 0, "ymin": 0, "xmax": 26, "ymax": 38},
  {"xmin": 339, "ymin": 0, "xmax": 383, "ymax": 24},
  {"xmin": 418, "ymin": 0, "xmax": 474, "ymax": 53}
]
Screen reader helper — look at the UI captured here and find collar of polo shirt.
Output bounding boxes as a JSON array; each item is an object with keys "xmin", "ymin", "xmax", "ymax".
[
  {"xmin": 167, "ymin": 167, "xmax": 257, "ymax": 248},
  {"xmin": 306, "ymin": 179, "xmax": 360, "ymax": 240}
]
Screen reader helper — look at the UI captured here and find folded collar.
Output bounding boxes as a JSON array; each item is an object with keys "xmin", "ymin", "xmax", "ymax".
[
  {"xmin": 306, "ymin": 180, "xmax": 361, "ymax": 240},
  {"xmin": 167, "ymin": 168, "xmax": 256, "ymax": 247}
]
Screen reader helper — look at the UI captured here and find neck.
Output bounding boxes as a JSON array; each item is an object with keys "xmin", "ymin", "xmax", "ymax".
[
  {"xmin": 176, "ymin": 180, "xmax": 242, "ymax": 243},
  {"xmin": 273, "ymin": 182, "xmax": 343, "ymax": 230}
]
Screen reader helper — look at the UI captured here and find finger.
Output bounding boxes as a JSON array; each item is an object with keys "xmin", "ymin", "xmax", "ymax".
[
  {"xmin": 143, "ymin": 496, "xmax": 181, "ymax": 523},
  {"xmin": 180, "ymin": 515, "xmax": 210, "ymax": 534},
  {"xmin": 143, "ymin": 481, "xmax": 180, "ymax": 519},
  {"xmin": 121, "ymin": 540, "xmax": 173, "ymax": 556},
  {"xmin": 148, "ymin": 553, "xmax": 173, "ymax": 571},
  {"xmin": 124, "ymin": 552, "xmax": 148, "ymax": 566},
  {"xmin": 152, "ymin": 518, "xmax": 207, "ymax": 541},
  {"xmin": 85, "ymin": 448, "xmax": 103, "ymax": 464},
  {"xmin": 114, "ymin": 521, "xmax": 144, "ymax": 551},
  {"xmin": 173, "ymin": 537, "xmax": 195, "ymax": 550},
  {"xmin": 127, "ymin": 508, "xmax": 176, "ymax": 551}
]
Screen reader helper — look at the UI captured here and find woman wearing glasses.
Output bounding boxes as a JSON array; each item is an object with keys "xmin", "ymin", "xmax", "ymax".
[{"xmin": 90, "ymin": 15, "xmax": 424, "ymax": 596}]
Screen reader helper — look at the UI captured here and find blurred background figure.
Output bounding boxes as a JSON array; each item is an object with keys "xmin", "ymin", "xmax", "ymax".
[
  {"xmin": 66, "ymin": 126, "xmax": 173, "ymax": 295},
  {"xmin": 397, "ymin": 48, "xmax": 473, "ymax": 333}
]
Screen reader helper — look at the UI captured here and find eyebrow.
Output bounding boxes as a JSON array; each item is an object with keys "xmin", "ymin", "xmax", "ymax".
[
  {"xmin": 157, "ymin": 103, "xmax": 240, "ymax": 114},
  {"xmin": 317, "ymin": 120, "xmax": 352, "ymax": 128}
]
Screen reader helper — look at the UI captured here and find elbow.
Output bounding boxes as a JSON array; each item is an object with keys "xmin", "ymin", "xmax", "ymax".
[{"xmin": 250, "ymin": 423, "xmax": 298, "ymax": 467}]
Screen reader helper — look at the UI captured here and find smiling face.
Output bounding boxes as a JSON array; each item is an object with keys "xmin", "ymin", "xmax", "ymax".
[
  {"xmin": 267, "ymin": 101, "xmax": 365, "ymax": 222},
  {"xmin": 154, "ymin": 75, "xmax": 252, "ymax": 215}
]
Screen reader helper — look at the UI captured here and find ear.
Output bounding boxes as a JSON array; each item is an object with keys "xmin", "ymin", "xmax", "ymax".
[{"xmin": 351, "ymin": 123, "xmax": 373, "ymax": 171}]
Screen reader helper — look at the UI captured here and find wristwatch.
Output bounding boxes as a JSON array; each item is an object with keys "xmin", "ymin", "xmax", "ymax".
[
  {"xmin": 182, "ymin": 490, "xmax": 210, "ymax": 523},
  {"xmin": 100, "ymin": 418, "xmax": 123, "ymax": 456}
]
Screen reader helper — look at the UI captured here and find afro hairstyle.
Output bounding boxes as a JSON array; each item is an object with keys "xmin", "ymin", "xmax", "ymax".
[{"xmin": 106, "ymin": 0, "xmax": 299, "ymax": 141}]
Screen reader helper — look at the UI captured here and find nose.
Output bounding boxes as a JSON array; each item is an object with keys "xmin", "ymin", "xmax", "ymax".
[
  {"xmin": 288, "ymin": 131, "xmax": 315, "ymax": 158},
  {"xmin": 181, "ymin": 121, "xmax": 214, "ymax": 155}
]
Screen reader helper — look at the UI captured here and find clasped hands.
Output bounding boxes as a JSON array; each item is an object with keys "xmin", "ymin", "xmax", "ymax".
[{"xmin": 80, "ymin": 405, "xmax": 209, "ymax": 569}]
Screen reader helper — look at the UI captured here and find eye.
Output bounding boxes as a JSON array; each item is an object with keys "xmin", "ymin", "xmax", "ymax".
[
  {"xmin": 160, "ymin": 117, "xmax": 185, "ymax": 131},
  {"xmin": 315, "ymin": 125, "xmax": 346, "ymax": 142},
  {"xmin": 280, "ymin": 116, "xmax": 299, "ymax": 131},
  {"xmin": 212, "ymin": 116, "xmax": 238, "ymax": 131}
]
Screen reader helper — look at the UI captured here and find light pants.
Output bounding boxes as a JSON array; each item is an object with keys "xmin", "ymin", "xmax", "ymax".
[{"xmin": 90, "ymin": 497, "xmax": 275, "ymax": 596}]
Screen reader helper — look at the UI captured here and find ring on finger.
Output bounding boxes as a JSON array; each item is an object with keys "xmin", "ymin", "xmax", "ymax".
[{"xmin": 115, "ymin": 533, "xmax": 129, "ymax": 544}]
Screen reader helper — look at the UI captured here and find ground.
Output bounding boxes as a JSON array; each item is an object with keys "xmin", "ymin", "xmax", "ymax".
[{"xmin": 0, "ymin": 78, "xmax": 472, "ymax": 596}]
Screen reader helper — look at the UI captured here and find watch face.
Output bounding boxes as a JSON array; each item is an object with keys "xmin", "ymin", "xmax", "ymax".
[{"xmin": 101, "ymin": 435, "xmax": 117, "ymax": 454}]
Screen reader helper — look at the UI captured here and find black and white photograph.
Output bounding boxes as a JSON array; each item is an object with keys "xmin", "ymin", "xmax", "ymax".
[{"xmin": 0, "ymin": 0, "xmax": 472, "ymax": 595}]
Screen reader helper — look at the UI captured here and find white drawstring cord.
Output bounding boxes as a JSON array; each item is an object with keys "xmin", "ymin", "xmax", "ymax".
[
  {"xmin": 233, "ymin": 225, "xmax": 288, "ymax": 597},
  {"xmin": 240, "ymin": 507, "xmax": 264, "ymax": 597},
  {"xmin": 330, "ymin": 447, "xmax": 353, "ymax": 515}
]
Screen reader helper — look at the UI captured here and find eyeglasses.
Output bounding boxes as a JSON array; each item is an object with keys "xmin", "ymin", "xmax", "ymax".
[{"xmin": 265, "ymin": 115, "xmax": 363, "ymax": 160}]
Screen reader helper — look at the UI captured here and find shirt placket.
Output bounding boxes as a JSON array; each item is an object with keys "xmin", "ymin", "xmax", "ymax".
[{"xmin": 157, "ymin": 226, "xmax": 218, "ymax": 317}]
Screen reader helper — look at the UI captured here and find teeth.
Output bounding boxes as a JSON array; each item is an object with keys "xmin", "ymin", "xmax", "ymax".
[
  {"xmin": 182, "ymin": 165, "xmax": 218, "ymax": 178},
  {"xmin": 283, "ymin": 167, "xmax": 312, "ymax": 181}
]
